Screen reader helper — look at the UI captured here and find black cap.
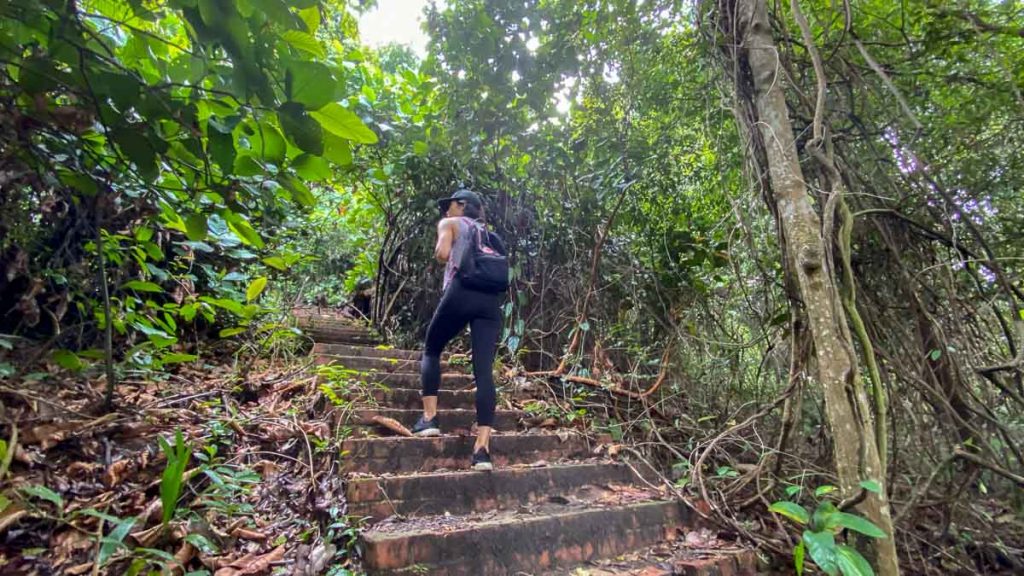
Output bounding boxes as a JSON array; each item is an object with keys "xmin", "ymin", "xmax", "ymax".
[{"xmin": 437, "ymin": 189, "xmax": 483, "ymax": 212}]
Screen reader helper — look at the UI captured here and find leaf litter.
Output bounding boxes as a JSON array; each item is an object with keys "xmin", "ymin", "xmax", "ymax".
[{"xmin": 0, "ymin": 353, "xmax": 361, "ymax": 575}]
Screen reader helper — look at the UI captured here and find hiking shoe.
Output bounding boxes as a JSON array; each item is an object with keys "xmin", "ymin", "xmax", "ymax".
[
  {"xmin": 472, "ymin": 447, "xmax": 493, "ymax": 471},
  {"xmin": 411, "ymin": 415, "xmax": 441, "ymax": 437}
]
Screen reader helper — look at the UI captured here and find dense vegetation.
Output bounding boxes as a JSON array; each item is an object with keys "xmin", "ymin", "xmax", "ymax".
[{"xmin": 1, "ymin": 0, "xmax": 1022, "ymax": 574}]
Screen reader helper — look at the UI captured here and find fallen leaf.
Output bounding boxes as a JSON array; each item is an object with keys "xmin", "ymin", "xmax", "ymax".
[
  {"xmin": 64, "ymin": 563, "xmax": 94, "ymax": 575},
  {"xmin": 104, "ymin": 459, "xmax": 132, "ymax": 487},
  {"xmin": 231, "ymin": 527, "xmax": 267, "ymax": 541},
  {"xmin": 214, "ymin": 545, "xmax": 286, "ymax": 576},
  {"xmin": 369, "ymin": 415, "xmax": 413, "ymax": 437}
]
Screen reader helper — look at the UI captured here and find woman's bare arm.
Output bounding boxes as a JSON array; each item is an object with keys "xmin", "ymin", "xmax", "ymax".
[{"xmin": 434, "ymin": 217, "xmax": 459, "ymax": 262}]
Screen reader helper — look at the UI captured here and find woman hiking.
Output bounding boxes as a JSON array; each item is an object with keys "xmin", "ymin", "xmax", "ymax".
[{"xmin": 411, "ymin": 189, "xmax": 507, "ymax": 471}]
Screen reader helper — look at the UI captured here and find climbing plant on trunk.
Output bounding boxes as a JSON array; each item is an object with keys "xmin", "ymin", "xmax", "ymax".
[{"xmin": 712, "ymin": 0, "xmax": 900, "ymax": 572}]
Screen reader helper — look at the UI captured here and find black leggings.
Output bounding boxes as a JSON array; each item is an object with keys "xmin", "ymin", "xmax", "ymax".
[{"xmin": 421, "ymin": 279, "xmax": 503, "ymax": 427}]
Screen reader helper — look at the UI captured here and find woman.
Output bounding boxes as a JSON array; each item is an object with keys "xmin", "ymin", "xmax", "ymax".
[{"xmin": 411, "ymin": 189, "xmax": 503, "ymax": 472}]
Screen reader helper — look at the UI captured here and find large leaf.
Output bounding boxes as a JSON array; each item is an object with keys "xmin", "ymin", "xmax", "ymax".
[
  {"xmin": 246, "ymin": 121, "xmax": 286, "ymax": 164},
  {"xmin": 207, "ymin": 124, "xmax": 236, "ymax": 174},
  {"xmin": 768, "ymin": 501, "xmax": 809, "ymax": 525},
  {"xmin": 311, "ymin": 103, "xmax": 378, "ymax": 144},
  {"xmin": 281, "ymin": 30, "xmax": 325, "ymax": 59},
  {"xmin": 322, "ymin": 132, "xmax": 353, "ymax": 165},
  {"xmin": 185, "ymin": 214, "xmax": 208, "ymax": 241},
  {"xmin": 280, "ymin": 174, "xmax": 316, "ymax": 206},
  {"xmin": 122, "ymin": 280, "xmax": 163, "ymax": 293},
  {"xmin": 278, "ymin": 102, "xmax": 324, "ymax": 155},
  {"xmin": 286, "ymin": 62, "xmax": 336, "ymax": 110},
  {"xmin": 835, "ymin": 545, "xmax": 875, "ymax": 576},
  {"xmin": 292, "ymin": 154, "xmax": 331, "ymax": 182},
  {"xmin": 52, "ymin": 350, "xmax": 84, "ymax": 372},
  {"xmin": 110, "ymin": 127, "xmax": 159, "ymax": 181},
  {"xmin": 246, "ymin": 277, "xmax": 267, "ymax": 302},
  {"xmin": 223, "ymin": 212, "xmax": 264, "ymax": 249},
  {"xmin": 833, "ymin": 512, "xmax": 887, "ymax": 539},
  {"xmin": 802, "ymin": 531, "xmax": 838, "ymax": 576}
]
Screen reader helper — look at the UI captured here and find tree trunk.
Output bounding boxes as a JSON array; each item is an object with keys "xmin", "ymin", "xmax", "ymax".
[{"xmin": 733, "ymin": 0, "xmax": 900, "ymax": 573}]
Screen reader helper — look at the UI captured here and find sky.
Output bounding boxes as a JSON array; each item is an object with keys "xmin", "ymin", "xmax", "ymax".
[{"xmin": 357, "ymin": 0, "xmax": 434, "ymax": 56}]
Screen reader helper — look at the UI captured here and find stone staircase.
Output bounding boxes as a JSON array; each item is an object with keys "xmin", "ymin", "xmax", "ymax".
[{"xmin": 300, "ymin": 316, "xmax": 757, "ymax": 575}]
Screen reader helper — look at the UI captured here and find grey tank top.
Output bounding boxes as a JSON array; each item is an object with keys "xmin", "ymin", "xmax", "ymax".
[{"xmin": 443, "ymin": 217, "xmax": 485, "ymax": 291}]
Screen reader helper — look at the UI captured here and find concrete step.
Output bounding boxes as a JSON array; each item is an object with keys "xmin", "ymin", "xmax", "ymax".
[
  {"xmin": 341, "ymin": 433, "xmax": 598, "ymax": 475},
  {"xmin": 348, "ymin": 462, "xmax": 643, "ymax": 521},
  {"xmin": 308, "ymin": 328, "xmax": 381, "ymax": 345},
  {"xmin": 367, "ymin": 388, "xmax": 475, "ymax": 410},
  {"xmin": 374, "ymin": 371, "xmax": 472, "ymax": 388},
  {"xmin": 352, "ymin": 408, "xmax": 522, "ymax": 433},
  {"xmin": 544, "ymin": 538, "xmax": 758, "ymax": 575},
  {"xmin": 314, "ymin": 354, "xmax": 458, "ymax": 374},
  {"xmin": 318, "ymin": 371, "xmax": 473, "ymax": 389},
  {"xmin": 361, "ymin": 499, "xmax": 694, "ymax": 575},
  {"xmin": 313, "ymin": 343, "xmax": 422, "ymax": 360}
]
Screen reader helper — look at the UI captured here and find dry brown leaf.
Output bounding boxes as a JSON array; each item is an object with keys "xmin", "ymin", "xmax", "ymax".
[
  {"xmin": 104, "ymin": 459, "xmax": 132, "ymax": 487},
  {"xmin": 230, "ymin": 527, "xmax": 267, "ymax": 541},
  {"xmin": 369, "ymin": 415, "xmax": 413, "ymax": 437},
  {"xmin": 130, "ymin": 524, "xmax": 164, "ymax": 547},
  {"xmin": 213, "ymin": 545, "xmax": 286, "ymax": 576},
  {"xmin": 252, "ymin": 460, "xmax": 279, "ymax": 477},
  {"xmin": 66, "ymin": 461, "xmax": 101, "ymax": 478},
  {"xmin": 0, "ymin": 504, "xmax": 27, "ymax": 534},
  {"xmin": 64, "ymin": 562, "xmax": 94, "ymax": 575},
  {"xmin": 171, "ymin": 541, "xmax": 197, "ymax": 576}
]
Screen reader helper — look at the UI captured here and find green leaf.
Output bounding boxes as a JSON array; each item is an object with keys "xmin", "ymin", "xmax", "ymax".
[
  {"xmin": 292, "ymin": 154, "xmax": 330, "ymax": 182},
  {"xmin": 184, "ymin": 533, "xmax": 218, "ymax": 554},
  {"xmin": 207, "ymin": 126, "xmax": 235, "ymax": 174},
  {"xmin": 233, "ymin": 154, "xmax": 263, "ymax": 176},
  {"xmin": 287, "ymin": 62, "xmax": 336, "ymax": 110},
  {"xmin": 928, "ymin": 349, "xmax": 941, "ymax": 361},
  {"xmin": 99, "ymin": 516, "xmax": 136, "ymax": 565},
  {"xmin": 322, "ymin": 132, "xmax": 353, "ymax": 165},
  {"xmin": 413, "ymin": 140, "xmax": 428, "ymax": 155},
  {"xmin": 281, "ymin": 30, "xmax": 325, "ymax": 58},
  {"xmin": 280, "ymin": 174, "xmax": 316, "ymax": 206},
  {"xmin": 815, "ymin": 485, "xmax": 838, "ymax": 497},
  {"xmin": 769, "ymin": 501, "xmax": 810, "ymax": 525},
  {"xmin": 833, "ymin": 512, "xmax": 887, "ymax": 539},
  {"xmin": 122, "ymin": 280, "xmax": 163, "ymax": 293},
  {"xmin": 52, "ymin": 350, "xmax": 84, "ymax": 372},
  {"xmin": 859, "ymin": 479, "xmax": 882, "ymax": 494},
  {"xmin": 219, "ymin": 327, "xmax": 247, "ymax": 338},
  {"xmin": 835, "ymin": 545, "xmax": 875, "ymax": 576},
  {"xmin": 802, "ymin": 531, "xmax": 838, "ymax": 576},
  {"xmin": 785, "ymin": 485, "xmax": 802, "ymax": 498},
  {"xmin": 263, "ymin": 256, "xmax": 288, "ymax": 271},
  {"xmin": 159, "ymin": 430, "xmax": 189, "ymax": 525},
  {"xmin": 21, "ymin": 485, "xmax": 64, "ymax": 512},
  {"xmin": 311, "ymin": 103, "xmax": 378, "ymax": 144},
  {"xmin": 160, "ymin": 353, "xmax": 198, "ymax": 364},
  {"xmin": 185, "ymin": 214, "xmax": 208, "ymax": 241},
  {"xmin": 246, "ymin": 277, "xmax": 268, "ymax": 302},
  {"xmin": 110, "ymin": 128, "xmax": 159, "ymax": 181},
  {"xmin": 278, "ymin": 103, "xmax": 324, "ymax": 155},
  {"xmin": 247, "ymin": 121, "xmax": 286, "ymax": 164},
  {"xmin": 812, "ymin": 501, "xmax": 839, "ymax": 532},
  {"xmin": 298, "ymin": 6, "xmax": 320, "ymax": 33},
  {"xmin": 794, "ymin": 539, "xmax": 806, "ymax": 576},
  {"xmin": 224, "ymin": 212, "xmax": 264, "ymax": 249}
]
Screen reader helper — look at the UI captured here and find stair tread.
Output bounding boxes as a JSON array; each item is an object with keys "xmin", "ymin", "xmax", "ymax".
[{"xmin": 364, "ymin": 494, "xmax": 677, "ymax": 540}]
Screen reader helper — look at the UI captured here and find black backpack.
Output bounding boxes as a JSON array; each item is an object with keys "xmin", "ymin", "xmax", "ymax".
[{"xmin": 457, "ymin": 221, "xmax": 510, "ymax": 293}]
